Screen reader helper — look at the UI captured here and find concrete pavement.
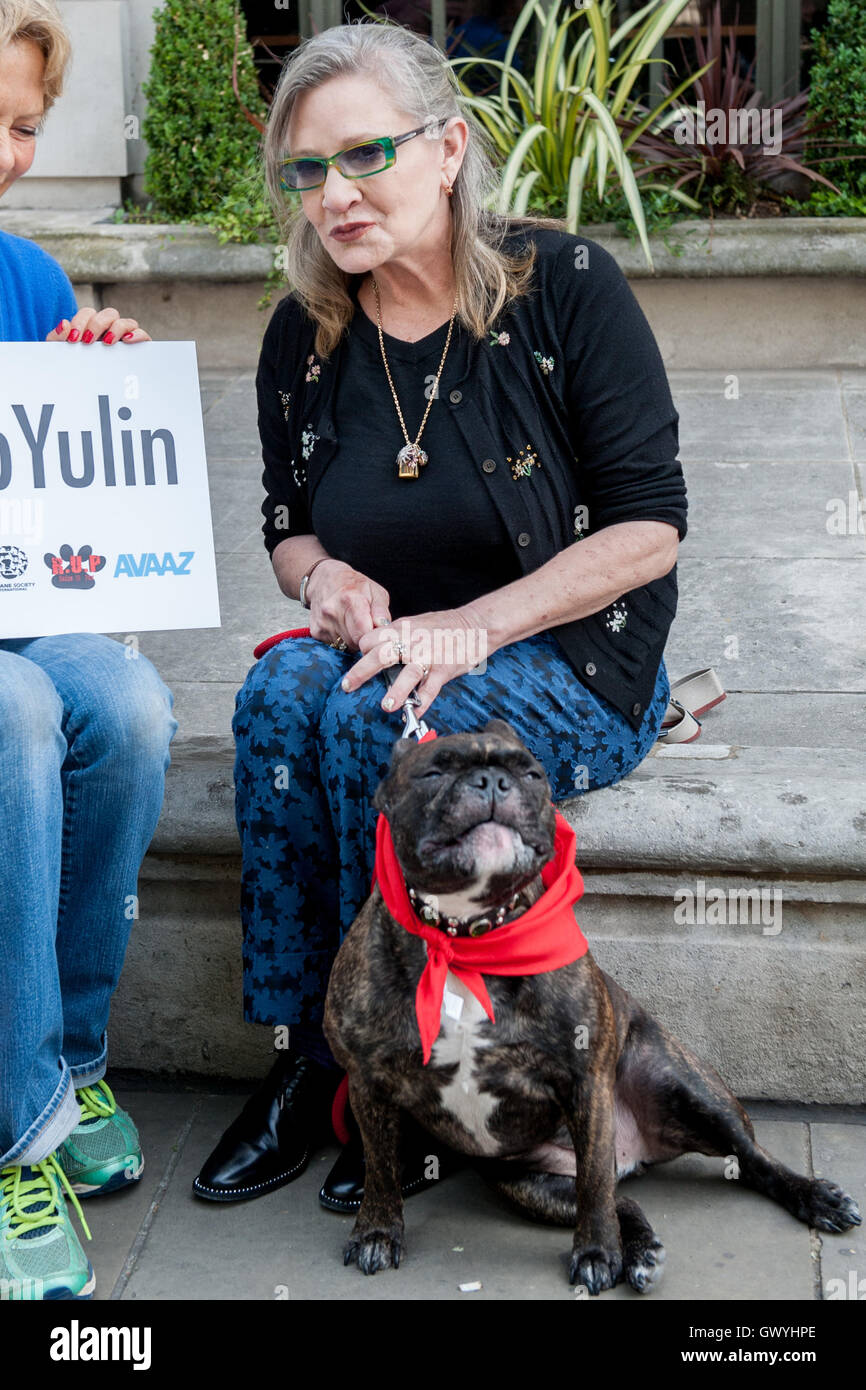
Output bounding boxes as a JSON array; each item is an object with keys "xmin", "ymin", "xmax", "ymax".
[{"xmin": 81, "ymin": 1081, "xmax": 865, "ymax": 1302}]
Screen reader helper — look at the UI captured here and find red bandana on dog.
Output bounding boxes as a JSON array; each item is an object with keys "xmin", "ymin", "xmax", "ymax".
[{"xmin": 371, "ymin": 801, "xmax": 588, "ymax": 1064}]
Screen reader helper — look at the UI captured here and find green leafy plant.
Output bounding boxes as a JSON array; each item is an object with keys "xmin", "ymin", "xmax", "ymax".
[
  {"xmin": 802, "ymin": 0, "xmax": 866, "ymax": 211},
  {"xmin": 613, "ymin": 0, "xmax": 840, "ymax": 217},
  {"xmin": 785, "ymin": 186, "xmax": 866, "ymax": 219},
  {"xmin": 446, "ymin": 0, "xmax": 709, "ymax": 270},
  {"xmin": 141, "ymin": 0, "xmax": 271, "ymax": 228},
  {"xmin": 570, "ymin": 183, "xmax": 708, "ymax": 254}
]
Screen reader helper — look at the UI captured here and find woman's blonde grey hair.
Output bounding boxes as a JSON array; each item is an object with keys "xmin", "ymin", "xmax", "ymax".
[
  {"xmin": 0, "ymin": 0, "xmax": 71, "ymax": 117},
  {"xmin": 262, "ymin": 19, "xmax": 568, "ymax": 360}
]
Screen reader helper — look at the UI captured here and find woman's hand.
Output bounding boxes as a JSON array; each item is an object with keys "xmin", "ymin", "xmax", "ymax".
[
  {"xmin": 47, "ymin": 308, "xmax": 152, "ymax": 345},
  {"xmin": 342, "ymin": 606, "xmax": 489, "ymax": 719},
  {"xmin": 306, "ymin": 558, "xmax": 392, "ymax": 651}
]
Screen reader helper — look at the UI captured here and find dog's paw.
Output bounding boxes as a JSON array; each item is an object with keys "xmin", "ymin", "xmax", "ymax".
[
  {"xmin": 343, "ymin": 1226, "xmax": 404, "ymax": 1275},
  {"xmin": 803, "ymin": 1180, "xmax": 861, "ymax": 1234},
  {"xmin": 624, "ymin": 1235, "xmax": 666, "ymax": 1293},
  {"xmin": 569, "ymin": 1244, "xmax": 623, "ymax": 1295}
]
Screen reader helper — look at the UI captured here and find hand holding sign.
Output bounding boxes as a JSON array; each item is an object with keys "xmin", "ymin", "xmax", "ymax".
[{"xmin": 46, "ymin": 307, "xmax": 152, "ymax": 347}]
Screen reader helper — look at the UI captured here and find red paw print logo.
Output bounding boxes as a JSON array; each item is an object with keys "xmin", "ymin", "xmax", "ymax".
[{"xmin": 44, "ymin": 544, "xmax": 106, "ymax": 590}]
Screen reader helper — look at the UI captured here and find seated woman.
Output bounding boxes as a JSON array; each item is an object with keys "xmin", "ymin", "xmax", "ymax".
[
  {"xmin": 0, "ymin": 0, "xmax": 176, "ymax": 1300},
  {"xmin": 194, "ymin": 21, "xmax": 686, "ymax": 1211}
]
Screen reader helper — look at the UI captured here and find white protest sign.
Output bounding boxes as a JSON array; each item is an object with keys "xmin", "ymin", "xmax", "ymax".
[{"xmin": 0, "ymin": 342, "xmax": 220, "ymax": 638}]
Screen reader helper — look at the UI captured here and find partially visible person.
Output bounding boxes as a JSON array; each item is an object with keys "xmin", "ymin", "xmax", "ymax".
[{"xmin": 0, "ymin": 0, "xmax": 176, "ymax": 1301}]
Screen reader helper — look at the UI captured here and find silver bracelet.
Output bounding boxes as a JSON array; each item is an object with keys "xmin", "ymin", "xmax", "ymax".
[{"xmin": 299, "ymin": 557, "xmax": 328, "ymax": 609}]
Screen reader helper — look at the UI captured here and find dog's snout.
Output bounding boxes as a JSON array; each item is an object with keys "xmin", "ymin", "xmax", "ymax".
[{"xmin": 465, "ymin": 766, "xmax": 515, "ymax": 797}]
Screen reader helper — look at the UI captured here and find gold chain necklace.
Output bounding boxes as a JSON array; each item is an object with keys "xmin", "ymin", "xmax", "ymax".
[{"xmin": 371, "ymin": 273, "xmax": 458, "ymax": 478}]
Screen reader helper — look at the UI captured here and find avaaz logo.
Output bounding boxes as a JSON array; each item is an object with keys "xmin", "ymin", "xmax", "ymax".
[{"xmin": 114, "ymin": 551, "xmax": 195, "ymax": 577}]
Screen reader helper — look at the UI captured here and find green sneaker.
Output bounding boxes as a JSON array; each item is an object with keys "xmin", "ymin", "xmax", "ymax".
[
  {"xmin": 0, "ymin": 1156, "xmax": 94, "ymax": 1300},
  {"xmin": 55, "ymin": 1081, "xmax": 144, "ymax": 1197}
]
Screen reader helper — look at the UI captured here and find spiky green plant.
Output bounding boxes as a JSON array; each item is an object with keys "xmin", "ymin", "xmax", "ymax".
[{"xmin": 447, "ymin": 0, "xmax": 711, "ymax": 270}]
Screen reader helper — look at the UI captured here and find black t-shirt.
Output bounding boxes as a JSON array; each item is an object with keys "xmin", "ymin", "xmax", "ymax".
[{"xmin": 310, "ymin": 281, "xmax": 522, "ymax": 619}]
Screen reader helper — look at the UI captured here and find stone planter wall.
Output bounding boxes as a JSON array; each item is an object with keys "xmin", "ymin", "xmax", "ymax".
[{"xmin": 1, "ymin": 210, "xmax": 863, "ymax": 369}]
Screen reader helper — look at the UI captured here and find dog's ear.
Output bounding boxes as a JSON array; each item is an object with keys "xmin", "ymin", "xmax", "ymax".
[{"xmin": 483, "ymin": 718, "xmax": 521, "ymax": 742}]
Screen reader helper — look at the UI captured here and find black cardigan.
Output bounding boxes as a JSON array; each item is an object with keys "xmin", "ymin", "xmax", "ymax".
[{"xmin": 255, "ymin": 224, "xmax": 688, "ymax": 732}]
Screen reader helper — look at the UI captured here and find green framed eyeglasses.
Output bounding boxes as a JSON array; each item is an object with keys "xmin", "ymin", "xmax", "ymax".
[{"xmin": 278, "ymin": 121, "xmax": 448, "ymax": 193}]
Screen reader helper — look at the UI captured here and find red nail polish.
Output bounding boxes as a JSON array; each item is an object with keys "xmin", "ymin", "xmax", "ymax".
[
  {"xmin": 82, "ymin": 329, "xmax": 94, "ymax": 343},
  {"xmin": 54, "ymin": 321, "xmax": 65, "ymax": 334},
  {"xmin": 67, "ymin": 328, "xmax": 80, "ymax": 342},
  {"xmin": 103, "ymin": 331, "xmax": 115, "ymax": 345},
  {"xmin": 121, "ymin": 332, "xmax": 135, "ymax": 341}
]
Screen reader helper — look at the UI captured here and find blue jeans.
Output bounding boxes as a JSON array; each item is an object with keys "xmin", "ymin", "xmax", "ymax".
[
  {"xmin": 0, "ymin": 633, "xmax": 177, "ymax": 1166},
  {"xmin": 233, "ymin": 629, "xmax": 670, "ymax": 1030}
]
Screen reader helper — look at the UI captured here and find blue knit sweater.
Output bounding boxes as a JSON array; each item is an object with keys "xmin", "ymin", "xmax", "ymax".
[{"xmin": 0, "ymin": 227, "xmax": 77, "ymax": 342}]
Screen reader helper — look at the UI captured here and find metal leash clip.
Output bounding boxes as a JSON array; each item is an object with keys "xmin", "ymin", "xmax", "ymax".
[{"xmin": 381, "ymin": 664, "xmax": 429, "ymax": 741}]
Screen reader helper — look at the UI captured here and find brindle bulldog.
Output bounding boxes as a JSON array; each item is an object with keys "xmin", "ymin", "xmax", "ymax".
[{"xmin": 323, "ymin": 719, "xmax": 860, "ymax": 1294}]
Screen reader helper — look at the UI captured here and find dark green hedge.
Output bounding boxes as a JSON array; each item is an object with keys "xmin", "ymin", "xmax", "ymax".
[
  {"xmin": 806, "ymin": 0, "xmax": 866, "ymax": 213},
  {"xmin": 142, "ymin": 0, "xmax": 268, "ymax": 221}
]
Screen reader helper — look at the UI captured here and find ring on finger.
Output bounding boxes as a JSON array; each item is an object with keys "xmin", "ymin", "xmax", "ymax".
[
  {"xmin": 401, "ymin": 659, "xmax": 429, "ymax": 680},
  {"xmin": 403, "ymin": 661, "xmax": 430, "ymax": 690}
]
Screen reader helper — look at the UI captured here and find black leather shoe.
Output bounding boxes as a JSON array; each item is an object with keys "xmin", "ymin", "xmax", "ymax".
[
  {"xmin": 319, "ymin": 1113, "xmax": 463, "ymax": 1213},
  {"xmin": 193, "ymin": 1052, "xmax": 335, "ymax": 1202}
]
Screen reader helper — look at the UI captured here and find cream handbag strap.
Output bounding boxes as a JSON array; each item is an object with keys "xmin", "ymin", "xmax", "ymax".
[{"xmin": 654, "ymin": 668, "xmax": 726, "ymax": 746}]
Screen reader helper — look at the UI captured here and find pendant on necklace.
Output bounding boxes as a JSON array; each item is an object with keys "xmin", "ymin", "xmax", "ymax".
[{"xmin": 397, "ymin": 443, "xmax": 429, "ymax": 478}]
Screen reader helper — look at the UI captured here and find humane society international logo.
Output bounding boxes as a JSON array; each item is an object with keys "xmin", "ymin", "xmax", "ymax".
[
  {"xmin": 0, "ymin": 544, "xmax": 28, "ymax": 579},
  {"xmin": 0, "ymin": 543, "xmax": 34, "ymax": 593}
]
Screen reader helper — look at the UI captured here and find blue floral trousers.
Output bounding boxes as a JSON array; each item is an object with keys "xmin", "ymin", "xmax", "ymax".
[{"xmin": 233, "ymin": 629, "xmax": 670, "ymax": 1028}]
